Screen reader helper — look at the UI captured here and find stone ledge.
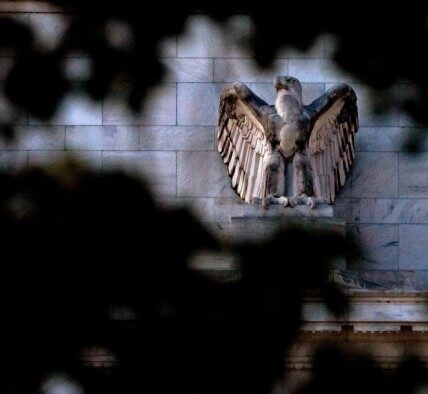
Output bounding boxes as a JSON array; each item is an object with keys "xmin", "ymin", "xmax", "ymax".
[{"xmin": 301, "ymin": 291, "xmax": 428, "ymax": 333}]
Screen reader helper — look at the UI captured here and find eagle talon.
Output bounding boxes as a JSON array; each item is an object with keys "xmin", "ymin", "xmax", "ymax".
[
  {"xmin": 307, "ymin": 197, "xmax": 316, "ymax": 209},
  {"xmin": 278, "ymin": 196, "xmax": 289, "ymax": 207}
]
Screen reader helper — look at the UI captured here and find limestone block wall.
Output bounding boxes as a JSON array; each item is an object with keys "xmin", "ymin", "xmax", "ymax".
[{"xmin": 0, "ymin": 6, "xmax": 427, "ymax": 289}]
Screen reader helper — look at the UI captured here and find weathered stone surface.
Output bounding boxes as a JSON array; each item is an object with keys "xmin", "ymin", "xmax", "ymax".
[
  {"xmin": 243, "ymin": 204, "xmax": 333, "ymax": 218},
  {"xmin": 140, "ymin": 126, "xmax": 215, "ymax": 151},
  {"xmin": 349, "ymin": 301, "xmax": 428, "ymax": 322},
  {"xmin": 66, "ymin": 126, "xmax": 139, "ymax": 151},
  {"xmin": 399, "ymin": 153, "xmax": 428, "ymax": 198},
  {"xmin": 103, "ymin": 83, "xmax": 176, "ymax": 126},
  {"xmin": 163, "ymin": 58, "xmax": 213, "ymax": 82},
  {"xmin": 30, "ymin": 92, "xmax": 102, "ymax": 126},
  {"xmin": 333, "ymin": 198, "xmax": 361, "ymax": 223},
  {"xmin": 356, "ymin": 127, "xmax": 404, "ymax": 152},
  {"xmin": 250, "ymin": 82, "xmax": 324, "ymax": 106},
  {"xmin": 360, "ymin": 199, "xmax": 428, "ymax": 224},
  {"xmin": 214, "ymin": 59, "xmax": 288, "ymax": 83},
  {"xmin": 339, "ymin": 152, "xmax": 398, "ymax": 198},
  {"xmin": 177, "ymin": 151, "xmax": 235, "ymax": 197},
  {"xmin": 0, "ymin": 126, "xmax": 65, "ymax": 150},
  {"xmin": 415, "ymin": 270, "xmax": 428, "ymax": 291},
  {"xmin": 335, "ymin": 198, "xmax": 428, "ymax": 224},
  {"xmin": 399, "ymin": 225, "xmax": 428, "ymax": 269},
  {"xmin": 177, "ymin": 83, "xmax": 227, "ymax": 126},
  {"xmin": 341, "ymin": 270, "xmax": 415, "ymax": 290},
  {"xmin": 232, "ymin": 215, "xmax": 345, "ymax": 248},
  {"xmin": 177, "ymin": 15, "xmax": 253, "ymax": 58},
  {"xmin": 0, "ymin": 151, "xmax": 27, "ymax": 172},
  {"xmin": 102, "ymin": 151, "xmax": 176, "ymax": 197},
  {"xmin": 346, "ymin": 224, "xmax": 399, "ymax": 270}
]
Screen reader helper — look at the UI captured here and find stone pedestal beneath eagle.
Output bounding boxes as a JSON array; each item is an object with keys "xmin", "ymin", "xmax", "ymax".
[{"xmin": 217, "ymin": 76, "xmax": 358, "ymax": 208}]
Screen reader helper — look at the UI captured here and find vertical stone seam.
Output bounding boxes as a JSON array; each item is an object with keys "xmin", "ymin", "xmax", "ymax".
[
  {"xmin": 175, "ymin": 82, "xmax": 178, "ymax": 126},
  {"xmin": 175, "ymin": 150, "xmax": 178, "ymax": 197},
  {"xmin": 138, "ymin": 125, "xmax": 142, "ymax": 152}
]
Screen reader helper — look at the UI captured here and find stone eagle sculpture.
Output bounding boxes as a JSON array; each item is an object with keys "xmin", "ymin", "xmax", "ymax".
[{"xmin": 217, "ymin": 76, "xmax": 358, "ymax": 208}]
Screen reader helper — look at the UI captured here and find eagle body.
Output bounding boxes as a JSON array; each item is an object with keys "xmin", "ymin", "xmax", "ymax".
[{"xmin": 218, "ymin": 76, "xmax": 358, "ymax": 207}]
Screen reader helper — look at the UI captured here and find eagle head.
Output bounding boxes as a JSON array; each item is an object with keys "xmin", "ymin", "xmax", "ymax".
[{"xmin": 274, "ymin": 76, "xmax": 302, "ymax": 98}]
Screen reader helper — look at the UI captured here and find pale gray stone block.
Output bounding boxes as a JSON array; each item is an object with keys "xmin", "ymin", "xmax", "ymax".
[
  {"xmin": 177, "ymin": 151, "xmax": 235, "ymax": 197},
  {"xmin": 102, "ymin": 151, "xmax": 176, "ymax": 197},
  {"xmin": 65, "ymin": 57, "xmax": 93, "ymax": 81},
  {"xmin": 103, "ymin": 83, "xmax": 176, "ymax": 126},
  {"xmin": 66, "ymin": 126, "xmax": 139, "ymax": 151},
  {"xmin": 177, "ymin": 83, "xmax": 227, "ymax": 126},
  {"xmin": 357, "ymin": 198, "xmax": 428, "ymax": 224},
  {"xmin": 339, "ymin": 152, "xmax": 398, "ymax": 198},
  {"xmin": 399, "ymin": 225, "xmax": 428, "ymax": 270},
  {"xmin": 289, "ymin": 59, "xmax": 357, "ymax": 83},
  {"xmin": 0, "ymin": 151, "xmax": 27, "ymax": 172},
  {"xmin": 177, "ymin": 15, "xmax": 253, "ymax": 58},
  {"xmin": 163, "ymin": 58, "xmax": 213, "ymax": 82},
  {"xmin": 333, "ymin": 198, "xmax": 361, "ymax": 223},
  {"xmin": 326, "ymin": 83, "xmax": 399, "ymax": 127},
  {"xmin": 349, "ymin": 301, "xmax": 428, "ymax": 323},
  {"xmin": 242, "ymin": 204, "xmax": 333, "ymax": 218},
  {"xmin": 213, "ymin": 59, "xmax": 288, "ymax": 83},
  {"xmin": 356, "ymin": 127, "xmax": 404, "ymax": 152},
  {"xmin": 29, "ymin": 13, "xmax": 69, "ymax": 52},
  {"xmin": 0, "ymin": 126, "xmax": 65, "ymax": 150},
  {"xmin": 342, "ymin": 270, "xmax": 415, "ymax": 290},
  {"xmin": 29, "ymin": 92, "xmax": 102, "ymax": 126},
  {"xmin": 140, "ymin": 126, "xmax": 215, "ymax": 151},
  {"xmin": 415, "ymin": 270, "xmax": 428, "ymax": 290},
  {"xmin": 347, "ymin": 224, "xmax": 399, "ymax": 270},
  {"xmin": 399, "ymin": 153, "xmax": 428, "ymax": 198},
  {"xmin": 250, "ymin": 82, "xmax": 324, "ymax": 106},
  {"xmin": 0, "ymin": 57, "xmax": 13, "ymax": 81},
  {"xmin": 28, "ymin": 151, "xmax": 103, "ymax": 169},
  {"xmin": 336, "ymin": 198, "xmax": 428, "ymax": 224}
]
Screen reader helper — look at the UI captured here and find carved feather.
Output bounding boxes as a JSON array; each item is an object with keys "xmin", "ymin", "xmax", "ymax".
[
  {"xmin": 306, "ymin": 84, "xmax": 358, "ymax": 203},
  {"xmin": 217, "ymin": 85, "xmax": 273, "ymax": 203}
]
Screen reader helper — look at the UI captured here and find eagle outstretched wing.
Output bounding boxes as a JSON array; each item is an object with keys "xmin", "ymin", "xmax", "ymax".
[
  {"xmin": 305, "ymin": 83, "xmax": 358, "ymax": 203},
  {"xmin": 217, "ymin": 83, "xmax": 275, "ymax": 203}
]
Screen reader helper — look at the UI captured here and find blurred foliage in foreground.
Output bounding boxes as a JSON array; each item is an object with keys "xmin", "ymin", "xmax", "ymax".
[{"xmin": 0, "ymin": 1, "xmax": 427, "ymax": 392}]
